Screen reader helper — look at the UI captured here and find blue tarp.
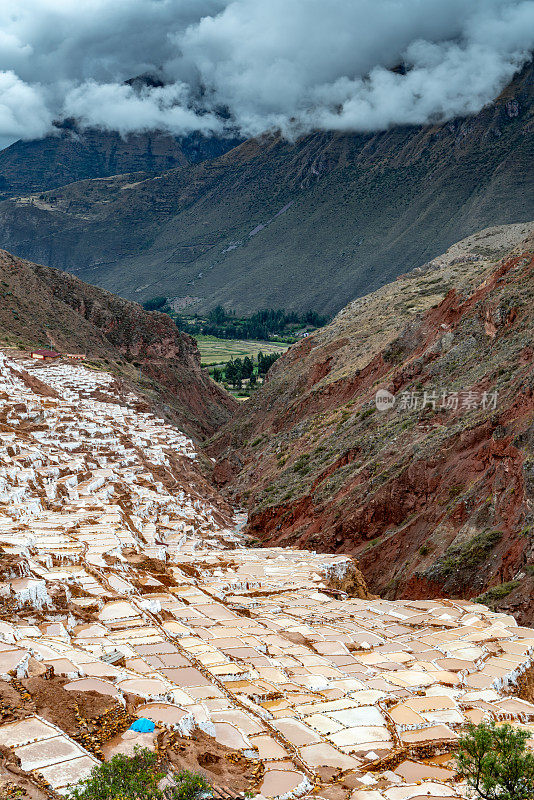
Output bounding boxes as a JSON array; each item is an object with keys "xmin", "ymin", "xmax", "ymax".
[{"xmin": 129, "ymin": 717, "xmax": 156, "ymax": 732}]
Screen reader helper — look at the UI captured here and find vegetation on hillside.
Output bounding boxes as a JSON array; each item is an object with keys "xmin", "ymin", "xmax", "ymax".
[
  {"xmin": 456, "ymin": 722, "xmax": 534, "ymax": 799},
  {"xmin": 68, "ymin": 748, "xmax": 213, "ymax": 800},
  {"xmin": 206, "ymin": 232, "xmax": 534, "ymax": 621},
  {"xmin": 1, "ymin": 63, "xmax": 530, "ymax": 314},
  {"xmin": 143, "ymin": 301, "xmax": 328, "ymax": 342}
]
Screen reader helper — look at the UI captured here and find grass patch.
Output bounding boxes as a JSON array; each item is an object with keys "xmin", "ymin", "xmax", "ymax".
[
  {"xmin": 418, "ymin": 543, "xmax": 433, "ymax": 556},
  {"xmin": 476, "ymin": 581, "xmax": 520, "ymax": 607},
  {"xmin": 293, "ymin": 453, "xmax": 311, "ymax": 473},
  {"xmin": 430, "ymin": 530, "xmax": 502, "ymax": 577}
]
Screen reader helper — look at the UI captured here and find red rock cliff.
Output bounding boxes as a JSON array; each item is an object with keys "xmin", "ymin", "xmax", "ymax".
[{"xmin": 209, "ymin": 226, "xmax": 534, "ymax": 623}]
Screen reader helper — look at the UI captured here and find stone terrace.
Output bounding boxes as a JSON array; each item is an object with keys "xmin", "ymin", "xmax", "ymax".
[{"xmin": 0, "ymin": 351, "xmax": 532, "ymax": 800}]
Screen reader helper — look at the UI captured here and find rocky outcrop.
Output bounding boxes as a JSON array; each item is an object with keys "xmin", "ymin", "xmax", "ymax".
[
  {"xmin": 209, "ymin": 227, "xmax": 534, "ymax": 623},
  {"xmin": 0, "ymin": 249, "xmax": 237, "ymax": 439}
]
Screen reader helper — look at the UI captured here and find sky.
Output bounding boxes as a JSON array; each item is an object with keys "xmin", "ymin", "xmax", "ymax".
[{"xmin": 0, "ymin": 0, "xmax": 533, "ymax": 149}]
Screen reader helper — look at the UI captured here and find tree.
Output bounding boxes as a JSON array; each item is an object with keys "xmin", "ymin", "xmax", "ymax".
[
  {"xmin": 258, "ymin": 351, "xmax": 281, "ymax": 376},
  {"xmin": 232, "ymin": 358, "xmax": 243, "ymax": 387},
  {"xmin": 174, "ymin": 314, "xmax": 188, "ymax": 331},
  {"xmin": 143, "ymin": 296, "xmax": 168, "ymax": 311},
  {"xmin": 208, "ymin": 305, "xmax": 227, "ymax": 325},
  {"xmin": 68, "ymin": 748, "xmax": 212, "ymax": 800},
  {"xmin": 456, "ymin": 722, "xmax": 534, "ymax": 800},
  {"xmin": 224, "ymin": 359, "xmax": 243, "ymax": 387},
  {"xmin": 68, "ymin": 747, "xmax": 165, "ymax": 800},
  {"xmin": 172, "ymin": 770, "xmax": 212, "ymax": 800},
  {"xmin": 242, "ymin": 356, "xmax": 253, "ymax": 379},
  {"xmin": 224, "ymin": 359, "xmax": 237, "ymax": 385}
]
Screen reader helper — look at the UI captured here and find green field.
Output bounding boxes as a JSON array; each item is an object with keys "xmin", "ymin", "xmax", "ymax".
[{"xmin": 195, "ymin": 335, "xmax": 291, "ymax": 366}]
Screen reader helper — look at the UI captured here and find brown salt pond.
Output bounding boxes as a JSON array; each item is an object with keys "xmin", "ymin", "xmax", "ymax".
[
  {"xmin": 80, "ymin": 661, "xmax": 122, "ymax": 678},
  {"xmin": 385, "ymin": 782, "xmax": 459, "ymax": 800},
  {"xmin": 399, "ymin": 725, "xmax": 459, "ymax": 746},
  {"xmin": 0, "ymin": 646, "xmax": 30, "ymax": 676},
  {"xmin": 393, "ymin": 760, "xmax": 454, "ymax": 782},
  {"xmin": 212, "ymin": 721, "xmax": 251, "ymax": 750},
  {"xmin": 248, "ymin": 734, "xmax": 289, "ymax": 760},
  {"xmin": 39, "ymin": 755, "xmax": 98, "ymax": 791},
  {"xmin": 136, "ymin": 703, "xmax": 190, "ymax": 727},
  {"xmin": 63, "ymin": 677, "xmax": 120, "ymax": 697},
  {"xmin": 272, "ymin": 718, "xmax": 321, "ymax": 745},
  {"xmin": 299, "ymin": 742, "xmax": 360, "ymax": 770},
  {"xmin": 260, "ymin": 767, "xmax": 306, "ymax": 799},
  {"xmin": 0, "ymin": 717, "xmax": 60, "ymax": 747},
  {"xmin": 211, "ymin": 709, "xmax": 266, "ymax": 735},
  {"xmin": 15, "ymin": 735, "xmax": 85, "ymax": 771},
  {"xmin": 116, "ymin": 677, "xmax": 169, "ymax": 697}
]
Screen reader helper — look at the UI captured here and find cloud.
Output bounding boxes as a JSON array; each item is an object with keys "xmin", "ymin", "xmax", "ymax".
[
  {"xmin": 63, "ymin": 82, "xmax": 223, "ymax": 137},
  {"xmin": 0, "ymin": 71, "xmax": 52, "ymax": 148},
  {"xmin": 0, "ymin": 0, "xmax": 532, "ymax": 147}
]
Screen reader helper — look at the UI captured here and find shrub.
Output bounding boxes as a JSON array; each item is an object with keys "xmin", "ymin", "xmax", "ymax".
[
  {"xmin": 68, "ymin": 748, "xmax": 212, "ymax": 800},
  {"xmin": 456, "ymin": 721, "xmax": 534, "ymax": 799},
  {"xmin": 172, "ymin": 771, "xmax": 212, "ymax": 800},
  {"xmin": 68, "ymin": 747, "xmax": 165, "ymax": 800},
  {"xmin": 431, "ymin": 530, "xmax": 502, "ymax": 577},
  {"xmin": 143, "ymin": 297, "xmax": 168, "ymax": 311},
  {"xmin": 476, "ymin": 580, "xmax": 520, "ymax": 607},
  {"xmin": 293, "ymin": 453, "xmax": 311, "ymax": 473}
]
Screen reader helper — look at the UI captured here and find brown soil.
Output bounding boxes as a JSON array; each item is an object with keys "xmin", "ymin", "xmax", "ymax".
[
  {"xmin": 161, "ymin": 729, "xmax": 260, "ymax": 795},
  {"xmin": 20, "ymin": 677, "xmax": 118, "ymax": 739},
  {"xmin": 8, "ymin": 368, "xmax": 60, "ymax": 399},
  {"xmin": 0, "ymin": 750, "xmax": 51, "ymax": 800},
  {"xmin": 514, "ymin": 664, "xmax": 534, "ymax": 704}
]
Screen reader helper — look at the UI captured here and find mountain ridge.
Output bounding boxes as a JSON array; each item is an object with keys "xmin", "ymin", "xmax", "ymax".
[
  {"xmin": 0, "ymin": 124, "xmax": 242, "ymax": 199},
  {"xmin": 0, "ymin": 62, "xmax": 532, "ymax": 314}
]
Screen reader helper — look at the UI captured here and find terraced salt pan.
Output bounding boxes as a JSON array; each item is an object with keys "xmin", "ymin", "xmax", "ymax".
[
  {"xmin": 0, "ymin": 352, "xmax": 533, "ymax": 800},
  {"xmin": 0, "ymin": 716, "xmax": 99, "ymax": 793}
]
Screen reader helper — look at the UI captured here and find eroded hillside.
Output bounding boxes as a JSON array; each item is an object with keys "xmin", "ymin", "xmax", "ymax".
[
  {"xmin": 0, "ymin": 249, "xmax": 236, "ymax": 439},
  {"xmin": 209, "ymin": 224, "xmax": 534, "ymax": 623}
]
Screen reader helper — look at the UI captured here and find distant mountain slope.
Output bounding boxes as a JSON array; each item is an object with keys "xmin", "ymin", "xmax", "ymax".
[
  {"xmin": 0, "ymin": 124, "xmax": 242, "ymax": 198},
  {"xmin": 208, "ymin": 223, "xmax": 534, "ymax": 623},
  {"xmin": 0, "ymin": 63, "xmax": 532, "ymax": 315},
  {"xmin": 0, "ymin": 248, "xmax": 236, "ymax": 439}
]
